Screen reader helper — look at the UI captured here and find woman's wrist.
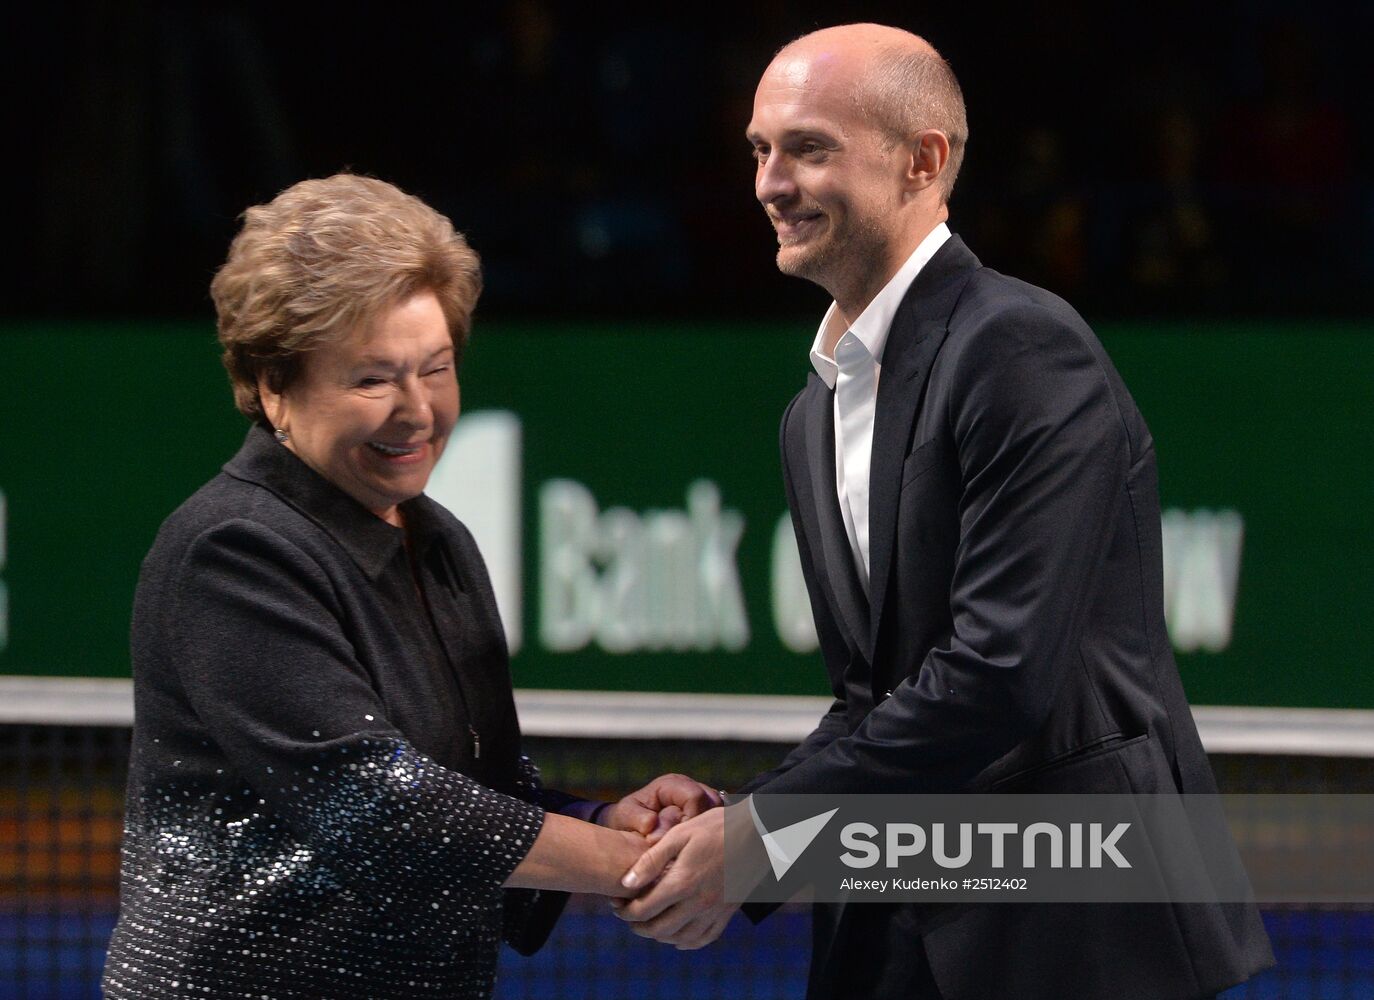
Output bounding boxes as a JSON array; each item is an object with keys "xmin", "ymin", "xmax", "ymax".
[{"xmin": 605, "ymin": 828, "xmax": 647, "ymax": 898}]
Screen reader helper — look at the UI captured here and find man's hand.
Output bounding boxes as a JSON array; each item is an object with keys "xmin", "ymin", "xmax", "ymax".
[
  {"xmin": 599, "ymin": 773, "xmax": 722, "ymax": 843},
  {"xmin": 611, "ymin": 807, "xmax": 739, "ymax": 949}
]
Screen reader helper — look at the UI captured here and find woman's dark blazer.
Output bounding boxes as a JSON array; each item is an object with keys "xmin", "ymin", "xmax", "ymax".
[{"xmin": 103, "ymin": 424, "xmax": 565, "ymax": 1000}]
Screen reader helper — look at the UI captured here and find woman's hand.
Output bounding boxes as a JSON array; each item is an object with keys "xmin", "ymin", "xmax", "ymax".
[
  {"xmin": 506, "ymin": 775, "xmax": 722, "ymax": 896},
  {"xmin": 599, "ymin": 774, "xmax": 723, "ymax": 843}
]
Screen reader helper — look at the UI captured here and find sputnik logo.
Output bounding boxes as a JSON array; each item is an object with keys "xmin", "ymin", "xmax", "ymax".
[{"xmin": 749, "ymin": 800, "xmax": 840, "ymax": 880}]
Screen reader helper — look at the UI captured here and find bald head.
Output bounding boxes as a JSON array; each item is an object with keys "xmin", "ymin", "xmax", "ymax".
[
  {"xmin": 767, "ymin": 24, "xmax": 967, "ymax": 202},
  {"xmin": 776, "ymin": 22, "xmax": 938, "ymax": 61}
]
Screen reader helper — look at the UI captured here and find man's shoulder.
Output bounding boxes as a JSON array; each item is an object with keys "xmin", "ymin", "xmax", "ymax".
[
  {"xmin": 933, "ymin": 262, "xmax": 1149, "ymax": 453},
  {"xmin": 934, "ymin": 264, "xmax": 1108, "ymax": 374},
  {"xmin": 952, "ymin": 266, "xmax": 1092, "ymax": 338}
]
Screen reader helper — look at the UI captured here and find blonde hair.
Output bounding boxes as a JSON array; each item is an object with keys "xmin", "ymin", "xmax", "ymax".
[{"xmin": 210, "ymin": 173, "xmax": 482, "ymax": 422}]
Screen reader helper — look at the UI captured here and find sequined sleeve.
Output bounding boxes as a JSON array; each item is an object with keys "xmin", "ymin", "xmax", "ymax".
[
  {"xmin": 164, "ymin": 518, "xmax": 546, "ymax": 901},
  {"xmin": 499, "ymin": 754, "xmax": 571, "ymax": 954}
]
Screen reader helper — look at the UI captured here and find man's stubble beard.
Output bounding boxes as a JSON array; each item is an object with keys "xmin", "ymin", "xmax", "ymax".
[{"xmin": 774, "ymin": 211, "xmax": 891, "ymax": 305}]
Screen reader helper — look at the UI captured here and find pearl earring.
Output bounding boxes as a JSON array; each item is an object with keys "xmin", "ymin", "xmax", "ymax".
[{"xmin": 274, "ymin": 428, "xmax": 289, "ymax": 443}]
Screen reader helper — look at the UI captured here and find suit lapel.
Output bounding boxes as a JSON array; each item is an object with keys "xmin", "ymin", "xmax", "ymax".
[
  {"xmin": 800, "ymin": 374, "xmax": 871, "ymax": 653},
  {"xmin": 867, "ymin": 236, "xmax": 981, "ymax": 662}
]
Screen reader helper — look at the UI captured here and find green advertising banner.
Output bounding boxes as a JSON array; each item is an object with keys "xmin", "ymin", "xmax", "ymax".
[{"xmin": 1, "ymin": 322, "xmax": 1370, "ymax": 708}]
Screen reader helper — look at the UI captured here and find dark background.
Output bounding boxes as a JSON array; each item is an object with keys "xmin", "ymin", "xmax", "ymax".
[{"xmin": 7, "ymin": 1, "xmax": 1371, "ymax": 325}]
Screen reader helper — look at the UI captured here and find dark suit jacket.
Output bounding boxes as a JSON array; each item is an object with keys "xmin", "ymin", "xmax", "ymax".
[{"xmin": 745, "ymin": 237, "xmax": 1273, "ymax": 999}]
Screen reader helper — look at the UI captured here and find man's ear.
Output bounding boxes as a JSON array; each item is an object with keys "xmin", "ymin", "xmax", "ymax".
[{"xmin": 906, "ymin": 129, "xmax": 951, "ymax": 195}]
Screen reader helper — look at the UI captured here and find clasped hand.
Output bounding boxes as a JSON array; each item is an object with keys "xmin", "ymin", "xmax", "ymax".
[
  {"xmin": 597, "ymin": 772, "xmax": 721, "ymax": 844},
  {"xmin": 603, "ymin": 783, "xmax": 739, "ymax": 950}
]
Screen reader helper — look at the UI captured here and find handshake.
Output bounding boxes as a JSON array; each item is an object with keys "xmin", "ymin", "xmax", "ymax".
[{"xmin": 593, "ymin": 773, "xmax": 741, "ymax": 950}]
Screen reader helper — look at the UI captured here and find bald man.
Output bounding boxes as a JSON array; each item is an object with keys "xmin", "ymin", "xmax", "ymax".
[{"xmin": 616, "ymin": 25, "xmax": 1272, "ymax": 999}]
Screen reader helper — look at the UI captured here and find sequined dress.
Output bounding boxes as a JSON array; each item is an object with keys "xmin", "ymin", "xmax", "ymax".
[{"xmin": 104, "ymin": 427, "xmax": 565, "ymax": 999}]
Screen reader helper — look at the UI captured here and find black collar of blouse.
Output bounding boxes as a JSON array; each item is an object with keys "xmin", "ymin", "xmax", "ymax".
[{"xmin": 223, "ymin": 423, "xmax": 447, "ymax": 581}]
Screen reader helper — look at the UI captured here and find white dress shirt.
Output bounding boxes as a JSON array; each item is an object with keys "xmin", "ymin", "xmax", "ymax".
[{"xmin": 808, "ymin": 222, "xmax": 951, "ymax": 593}]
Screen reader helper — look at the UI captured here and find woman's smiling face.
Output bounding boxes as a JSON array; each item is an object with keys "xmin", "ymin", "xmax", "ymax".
[{"xmin": 263, "ymin": 289, "xmax": 459, "ymax": 526}]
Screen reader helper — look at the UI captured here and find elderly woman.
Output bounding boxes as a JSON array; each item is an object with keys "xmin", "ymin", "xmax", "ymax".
[{"xmin": 103, "ymin": 174, "xmax": 715, "ymax": 999}]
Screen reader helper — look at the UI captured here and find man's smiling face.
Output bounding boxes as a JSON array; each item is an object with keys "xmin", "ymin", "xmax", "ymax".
[{"xmin": 747, "ymin": 49, "xmax": 911, "ymax": 299}]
